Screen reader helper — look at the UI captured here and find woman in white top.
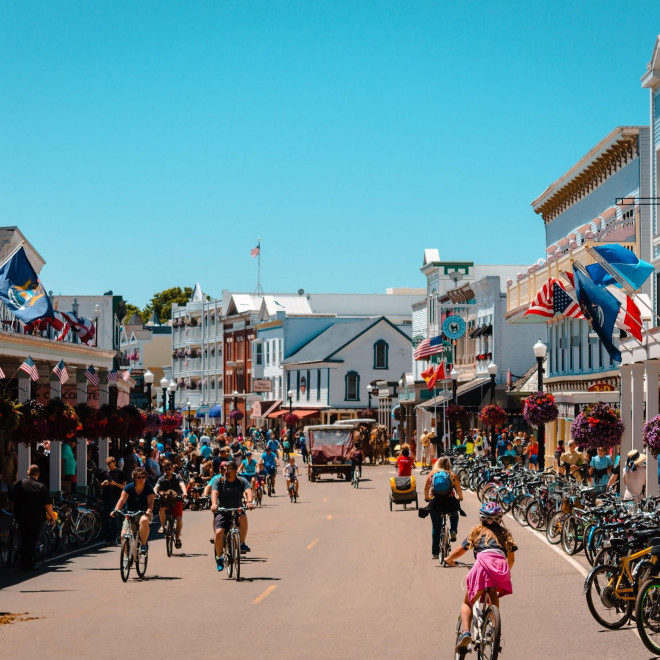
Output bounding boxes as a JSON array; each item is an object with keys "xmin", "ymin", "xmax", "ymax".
[{"xmin": 622, "ymin": 449, "xmax": 646, "ymax": 502}]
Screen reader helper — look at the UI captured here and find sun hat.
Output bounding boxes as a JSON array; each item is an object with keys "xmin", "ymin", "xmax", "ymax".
[{"xmin": 628, "ymin": 449, "xmax": 647, "ymax": 466}]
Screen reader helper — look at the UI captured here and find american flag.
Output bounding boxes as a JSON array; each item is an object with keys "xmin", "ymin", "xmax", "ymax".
[
  {"xmin": 250, "ymin": 243, "xmax": 260, "ymax": 258},
  {"xmin": 524, "ymin": 278, "xmax": 582, "ymax": 319},
  {"xmin": 121, "ymin": 370, "xmax": 131, "ymax": 382},
  {"xmin": 413, "ymin": 335, "xmax": 443, "ymax": 361},
  {"xmin": 107, "ymin": 370, "xmax": 118, "ymax": 383},
  {"xmin": 552, "ymin": 282, "xmax": 583, "ymax": 319},
  {"xmin": 84, "ymin": 365, "xmax": 100, "ymax": 387},
  {"xmin": 19, "ymin": 356, "xmax": 39, "ymax": 381},
  {"xmin": 53, "ymin": 359, "xmax": 69, "ymax": 385}
]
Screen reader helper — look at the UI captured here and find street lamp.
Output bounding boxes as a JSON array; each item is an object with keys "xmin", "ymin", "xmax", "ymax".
[
  {"xmin": 487, "ymin": 362, "xmax": 497, "ymax": 404},
  {"xmin": 367, "ymin": 384, "xmax": 373, "ymax": 409},
  {"xmin": 144, "ymin": 369, "xmax": 154, "ymax": 411},
  {"xmin": 450, "ymin": 369, "xmax": 458, "ymax": 405},
  {"xmin": 168, "ymin": 380, "xmax": 177, "ymax": 412},
  {"xmin": 287, "ymin": 389, "xmax": 294, "ymax": 447},
  {"xmin": 186, "ymin": 399, "xmax": 192, "ymax": 431},
  {"xmin": 160, "ymin": 376, "xmax": 169, "ymax": 413},
  {"xmin": 533, "ymin": 339, "xmax": 548, "ymax": 471}
]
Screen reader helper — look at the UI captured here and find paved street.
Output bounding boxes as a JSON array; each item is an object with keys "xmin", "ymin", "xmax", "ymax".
[{"xmin": 0, "ymin": 463, "xmax": 650, "ymax": 659}]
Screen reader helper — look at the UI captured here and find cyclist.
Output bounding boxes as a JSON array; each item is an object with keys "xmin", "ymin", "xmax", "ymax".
[
  {"xmin": 111, "ymin": 467, "xmax": 155, "ymax": 554},
  {"xmin": 299, "ymin": 433, "xmax": 309, "ymax": 464},
  {"xmin": 266, "ymin": 435, "xmax": 281, "ymax": 458},
  {"xmin": 211, "ymin": 461, "xmax": 254, "ymax": 572},
  {"xmin": 154, "ymin": 460, "xmax": 187, "ymax": 549},
  {"xmin": 238, "ymin": 450, "xmax": 258, "ymax": 483},
  {"xmin": 348, "ymin": 445, "xmax": 363, "ymax": 481},
  {"xmin": 395, "ymin": 446, "xmax": 414, "ymax": 476},
  {"xmin": 283, "ymin": 456, "xmax": 300, "ymax": 498},
  {"xmin": 253, "ymin": 460, "xmax": 269, "ymax": 493},
  {"xmin": 282, "ymin": 436, "xmax": 291, "ymax": 461},
  {"xmin": 445, "ymin": 502, "xmax": 517, "ymax": 654},
  {"xmin": 424, "ymin": 456, "xmax": 463, "ymax": 555},
  {"xmin": 261, "ymin": 446, "xmax": 279, "ymax": 494}
]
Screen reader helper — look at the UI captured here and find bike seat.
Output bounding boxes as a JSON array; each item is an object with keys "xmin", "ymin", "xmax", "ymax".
[
  {"xmin": 609, "ymin": 537, "xmax": 627, "ymax": 548},
  {"xmin": 651, "ymin": 537, "xmax": 660, "ymax": 547}
]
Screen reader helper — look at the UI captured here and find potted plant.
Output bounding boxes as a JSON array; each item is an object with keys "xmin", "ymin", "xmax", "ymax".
[
  {"xmin": 13, "ymin": 400, "xmax": 47, "ymax": 444},
  {"xmin": 643, "ymin": 415, "xmax": 660, "ymax": 458},
  {"xmin": 144, "ymin": 412, "xmax": 162, "ymax": 436},
  {"xmin": 571, "ymin": 402, "xmax": 623, "ymax": 450},
  {"xmin": 45, "ymin": 398, "xmax": 82, "ymax": 440},
  {"xmin": 161, "ymin": 410, "xmax": 184, "ymax": 434},
  {"xmin": 122, "ymin": 405, "xmax": 146, "ymax": 439},
  {"xmin": 358, "ymin": 408, "xmax": 377, "ymax": 420},
  {"xmin": 479, "ymin": 404, "xmax": 507, "ymax": 427},
  {"xmin": 284, "ymin": 413, "xmax": 300, "ymax": 426},
  {"xmin": 74, "ymin": 404, "xmax": 106, "ymax": 439},
  {"xmin": 0, "ymin": 397, "xmax": 22, "ymax": 433},
  {"xmin": 100, "ymin": 404, "xmax": 128, "ymax": 439},
  {"xmin": 523, "ymin": 392, "xmax": 559, "ymax": 428}
]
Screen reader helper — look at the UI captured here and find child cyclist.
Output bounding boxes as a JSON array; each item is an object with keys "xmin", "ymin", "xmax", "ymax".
[
  {"xmin": 445, "ymin": 502, "xmax": 517, "ymax": 654},
  {"xmin": 283, "ymin": 456, "xmax": 300, "ymax": 498}
]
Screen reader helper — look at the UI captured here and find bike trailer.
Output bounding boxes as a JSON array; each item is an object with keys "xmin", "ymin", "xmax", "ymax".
[{"xmin": 389, "ymin": 476, "xmax": 419, "ymax": 510}]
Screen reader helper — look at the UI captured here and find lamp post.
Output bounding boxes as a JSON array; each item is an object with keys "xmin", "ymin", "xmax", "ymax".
[
  {"xmin": 287, "ymin": 389, "xmax": 294, "ymax": 448},
  {"xmin": 533, "ymin": 339, "xmax": 548, "ymax": 471},
  {"xmin": 168, "ymin": 380, "xmax": 177, "ymax": 412},
  {"xmin": 232, "ymin": 390, "xmax": 239, "ymax": 436},
  {"xmin": 186, "ymin": 399, "xmax": 192, "ymax": 431},
  {"xmin": 144, "ymin": 369, "xmax": 154, "ymax": 411},
  {"xmin": 367, "ymin": 384, "xmax": 373, "ymax": 410},
  {"xmin": 487, "ymin": 362, "xmax": 497, "ymax": 404},
  {"xmin": 160, "ymin": 377, "xmax": 169, "ymax": 413},
  {"xmin": 450, "ymin": 369, "xmax": 459, "ymax": 450}
]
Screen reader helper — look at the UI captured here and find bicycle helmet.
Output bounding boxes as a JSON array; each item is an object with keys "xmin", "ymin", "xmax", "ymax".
[{"xmin": 479, "ymin": 501, "xmax": 504, "ymax": 525}]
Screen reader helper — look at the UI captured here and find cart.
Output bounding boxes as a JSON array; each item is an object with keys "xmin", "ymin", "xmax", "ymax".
[
  {"xmin": 389, "ymin": 476, "xmax": 419, "ymax": 511},
  {"xmin": 305, "ymin": 425, "xmax": 354, "ymax": 482}
]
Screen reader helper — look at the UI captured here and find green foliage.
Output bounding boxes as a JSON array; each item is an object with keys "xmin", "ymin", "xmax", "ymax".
[
  {"xmin": 143, "ymin": 287, "xmax": 194, "ymax": 323},
  {"xmin": 122, "ymin": 302, "xmax": 143, "ymax": 322}
]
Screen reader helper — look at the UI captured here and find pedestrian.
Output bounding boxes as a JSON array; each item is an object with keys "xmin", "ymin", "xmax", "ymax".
[
  {"xmin": 590, "ymin": 446, "xmax": 613, "ymax": 488},
  {"xmin": 420, "ymin": 429, "xmax": 431, "ymax": 467},
  {"xmin": 99, "ymin": 457, "xmax": 126, "ymax": 546},
  {"xmin": 61, "ymin": 438, "xmax": 77, "ymax": 495},
  {"xmin": 396, "ymin": 446, "xmax": 414, "ymax": 477},
  {"xmin": 299, "ymin": 433, "xmax": 309, "ymax": 464},
  {"xmin": 523, "ymin": 435, "xmax": 539, "ymax": 471},
  {"xmin": 9, "ymin": 465, "xmax": 57, "ymax": 571},
  {"xmin": 623, "ymin": 450, "xmax": 646, "ymax": 502}
]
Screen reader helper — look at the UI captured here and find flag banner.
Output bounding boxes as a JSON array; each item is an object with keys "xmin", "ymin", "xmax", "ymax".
[
  {"xmin": 525, "ymin": 278, "xmax": 582, "ymax": 318},
  {"xmin": 607, "ymin": 287, "xmax": 643, "ymax": 342},
  {"xmin": 107, "ymin": 370, "xmax": 118, "ymax": 383},
  {"xmin": 414, "ymin": 336, "xmax": 444, "ymax": 360},
  {"xmin": 0, "ymin": 246, "xmax": 54, "ymax": 324},
  {"xmin": 587, "ymin": 244, "xmax": 654, "ymax": 291},
  {"xmin": 573, "ymin": 266, "xmax": 621, "ymax": 361},
  {"xmin": 19, "ymin": 356, "xmax": 39, "ymax": 381},
  {"xmin": 58, "ymin": 311, "xmax": 95, "ymax": 345},
  {"xmin": 84, "ymin": 365, "xmax": 100, "ymax": 387},
  {"xmin": 421, "ymin": 365, "xmax": 436, "ymax": 390},
  {"xmin": 552, "ymin": 282, "xmax": 583, "ymax": 319},
  {"xmin": 53, "ymin": 359, "xmax": 69, "ymax": 385},
  {"xmin": 250, "ymin": 244, "xmax": 261, "ymax": 258},
  {"xmin": 434, "ymin": 361, "xmax": 447, "ymax": 383}
]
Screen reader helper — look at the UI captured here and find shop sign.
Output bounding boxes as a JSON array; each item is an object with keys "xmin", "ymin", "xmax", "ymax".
[
  {"xmin": 253, "ymin": 379, "xmax": 272, "ymax": 392},
  {"xmin": 587, "ymin": 382, "xmax": 615, "ymax": 392}
]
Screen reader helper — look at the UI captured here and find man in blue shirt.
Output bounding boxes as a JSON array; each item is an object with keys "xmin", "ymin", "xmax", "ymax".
[
  {"xmin": 261, "ymin": 446, "xmax": 279, "ymax": 494},
  {"xmin": 590, "ymin": 446, "xmax": 613, "ymax": 487},
  {"xmin": 266, "ymin": 437, "xmax": 280, "ymax": 457}
]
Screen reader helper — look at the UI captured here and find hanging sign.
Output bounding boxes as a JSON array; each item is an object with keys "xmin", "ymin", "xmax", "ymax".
[{"xmin": 442, "ymin": 315, "xmax": 466, "ymax": 340}]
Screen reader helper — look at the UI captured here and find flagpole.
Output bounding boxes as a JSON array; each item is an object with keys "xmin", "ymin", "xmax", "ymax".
[
  {"xmin": 256, "ymin": 237, "xmax": 263, "ymax": 295},
  {"xmin": 0, "ymin": 241, "xmax": 26, "ymax": 272}
]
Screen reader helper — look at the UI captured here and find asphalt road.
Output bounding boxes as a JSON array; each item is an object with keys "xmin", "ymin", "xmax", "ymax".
[{"xmin": 0, "ymin": 463, "xmax": 654, "ymax": 659}]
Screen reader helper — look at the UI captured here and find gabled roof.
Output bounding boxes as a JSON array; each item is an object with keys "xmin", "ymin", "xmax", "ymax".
[
  {"xmin": 259, "ymin": 295, "xmax": 313, "ymax": 320},
  {"xmin": 125, "ymin": 311, "xmax": 143, "ymax": 326},
  {"xmin": 225, "ymin": 294, "xmax": 263, "ymax": 317},
  {"xmin": 282, "ymin": 317, "xmax": 411, "ymax": 365}
]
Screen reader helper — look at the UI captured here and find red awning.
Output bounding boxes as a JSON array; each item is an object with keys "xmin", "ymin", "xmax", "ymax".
[
  {"xmin": 251, "ymin": 400, "xmax": 281, "ymax": 419},
  {"xmin": 268, "ymin": 409, "xmax": 288, "ymax": 418},
  {"xmin": 294, "ymin": 409, "xmax": 319, "ymax": 419}
]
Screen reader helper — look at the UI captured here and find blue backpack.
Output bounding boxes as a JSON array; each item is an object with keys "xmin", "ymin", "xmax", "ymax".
[{"xmin": 432, "ymin": 470, "xmax": 452, "ymax": 496}]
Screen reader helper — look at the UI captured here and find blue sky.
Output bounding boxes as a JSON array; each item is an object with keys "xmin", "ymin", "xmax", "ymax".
[{"xmin": 1, "ymin": 2, "xmax": 659, "ymax": 307}]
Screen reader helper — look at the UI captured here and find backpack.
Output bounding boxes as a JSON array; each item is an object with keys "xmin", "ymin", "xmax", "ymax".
[{"xmin": 432, "ymin": 470, "xmax": 452, "ymax": 496}]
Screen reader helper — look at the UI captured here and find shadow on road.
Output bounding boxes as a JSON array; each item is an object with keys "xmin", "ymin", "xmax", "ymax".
[
  {"xmin": 19, "ymin": 589, "xmax": 76, "ymax": 593},
  {"xmin": 240, "ymin": 576, "xmax": 281, "ymax": 583},
  {"xmin": 174, "ymin": 553, "xmax": 208, "ymax": 558},
  {"xmin": 141, "ymin": 575, "xmax": 182, "ymax": 581}
]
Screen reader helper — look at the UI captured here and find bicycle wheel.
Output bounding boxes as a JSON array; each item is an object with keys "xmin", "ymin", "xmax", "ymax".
[
  {"xmin": 267, "ymin": 477, "xmax": 273, "ymax": 497},
  {"xmin": 636, "ymin": 577, "xmax": 660, "ymax": 654},
  {"xmin": 545, "ymin": 511, "xmax": 566, "ymax": 545},
  {"xmin": 512, "ymin": 496, "xmax": 532, "ymax": 526},
  {"xmin": 231, "ymin": 532, "xmax": 241, "ymax": 581},
  {"xmin": 585, "ymin": 564, "xmax": 633, "ymax": 629},
  {"xmin": 458, "ymin": 470, "xmax": 469, "ymax": 490},
  {"xmin": 225, "ymin": 535, "xmax": 234, "ymax": 579},
  {"xmin": 455, "ymin": 615, "xmax": 468, "ymax": 659},
  {"xmin": 120, "ymin": 539, "xmax": 131, "ymax": 582},
  {"xmin": 584, "ymin": 526, "xmax": 605, "ymax": 566},
  {"xmin": 165, "ymin": 520, "xmax": 173, "ymax": 557},
  {"xmin": 439, "ymin": 520, "xmax": 450, "ymax": 564},
  {"xmin": 73, "ymin": 512, "xmax": 96, "ymax": 547},
  {"xmin": 525, "ymin": 501, "xmax": 546, "ymax": 531},
  {"xmin": 135, "ymin": 543, "xmax": 148, "ymax": 579},
  {"xmin": 478, "ymin": 605, "xmax": 501, "ymax": 660},
  {"xmin": 561, "ymin": 517, "xmax": 582, "ymax": 555}
]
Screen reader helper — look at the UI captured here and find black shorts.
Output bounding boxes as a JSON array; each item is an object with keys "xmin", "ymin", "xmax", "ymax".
[{"xmin": 213, "ymin": 510, "xmax": 245, "ymax": 532}]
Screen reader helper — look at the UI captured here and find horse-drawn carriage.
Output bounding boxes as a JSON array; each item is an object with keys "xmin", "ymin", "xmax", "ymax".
[
  {"xmin": 333, "ymin": 418, "xmax": 389, "ymax": 465},
  {"xmin": 305, "ymin": 425, "xmax": 355, "ymax": 482}
]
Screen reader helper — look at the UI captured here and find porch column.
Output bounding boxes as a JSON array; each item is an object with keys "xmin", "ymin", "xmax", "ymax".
[
  {"xmin": 16, "ymin": 376, "xmax": 31, "ymax": 475},
  {"xmin": 646, "ymin": 360, "xmax": 660, "ymax": 497},
  {"xmin": 49, "ymin": 441, "xmax": 62, "ymax": 495},
  {"xmin": 75, "ymin": 436, "xmax": 87, "ymax": 494},
  {"xmin": 631, "ymin": 364, "xmax": 645, "ymax": 452},
  {"xmin": 619, "ymin": 365, "xmax": 633, "ymax": 498},
  {"xmin": 98, "ymin": 373, "xmax": 110, "ymax": 464}
]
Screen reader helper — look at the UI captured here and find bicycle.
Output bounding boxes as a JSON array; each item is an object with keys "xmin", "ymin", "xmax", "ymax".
[
  {"xmin": 114, "ymin": 510, "xmax": 149, "ymax": 582},
  {"xmin": 436, "ymin": 511, "xmax": 452, "ymax": 565},
  {"xmin": 253, "ymin": 479, "xmax": 264, "ymax": 506},
  {"xmin": 351, "ymin": 464, "xmax": 360, "ymax": 488},
  {"xmin": 288, "ymin": 477, "xmax": 298, "ymax": 503},
  {"xmin": 216, "ymin": 507, "xmax": 244, "ymax": 581},
  {"xmin": 635, "ymin": 549, "xmax": 660, "ymax": 655},
  {"xmin": 157, "ymin": 495, "xmax": 183, "ymax": 557},
  {"xmin": 448, "ymin": 561, "xmax": 502, "ymax": 660},
  {"xmin": 266, "ymin": 473, "xmax": 274, "ymax": 497}
]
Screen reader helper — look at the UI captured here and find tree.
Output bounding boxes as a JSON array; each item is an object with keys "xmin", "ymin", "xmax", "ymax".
[
  {"xmin": 122, "ymin": 302, "xmax": 142, "ymax": 322},
  {"xmin": 143, "ymin": 287, "xmax": 194, "ymax": 323}
]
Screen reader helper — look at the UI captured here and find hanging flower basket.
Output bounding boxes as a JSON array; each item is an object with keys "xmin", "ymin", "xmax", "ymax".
[
  {"xmin": 74, "ymin": 404, "xmax": 107, "ymax": 439},
  {"xmin": 479, "ymin": 404, "xmax": 507, "ymax": 427},
  {"xmin": 161, "ymin": 410, "xmax": 183, "ymax": 433},
  {"xmin": 358, "ymin": 408, "xmax": 377, "ymax": 420},
  {"xmin": 571, "ymin": 402, "xmax": 623, "ymax": 450},
  {"xmin": 122, "ymin": 405, "xmax": 146, "ymax": 439},
  {"xmin": 144, "ymin": 412, "xmax": 162, "ymax": 435},
  {"xmin": 13, "ymin": 400, "xmax": 47, "ymax": 444},
  {"xmin": 284, "ymin": 413, "xmax": 300, "ymax": 425},
  {"xmin": 0, "ymin": 397, "xmax": 22, "ymax": 433},
  {"xmin": 446, "ymin": 404, "xmax": 468, "ymax": 423},
  {"xmin": 393, "ymin": 407, "xmax": 402, "ymax": 421},
  {"xmin": 100, "ymin": 404, "xmax": 128, "ymax": 438},
  {"xmin": 643, "ymin": 415, "xmax": 660, "ymax": 458},
  {"xmin": 523, "ymin": 392, "xmax": 559, "ymax": 428},
  {"xmin": 45, "ymin": 398, "xmax": 82, "ymax": 440},
  {"xmin": 230, "ymin": 410, "xmax": 244, "ymax": 422}
]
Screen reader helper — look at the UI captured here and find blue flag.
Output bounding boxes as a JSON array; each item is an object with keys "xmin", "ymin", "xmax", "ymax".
[
  {"xmin": 586, "ymin": 244, "xmax": 654, "ymax": 290},
  {"xmin": 573, "ymin": 267, "xmax": 621, "ymax": 362},
  {"xmin": 0, "ymin": 247, "xmax": 53, "ymax": 324}
]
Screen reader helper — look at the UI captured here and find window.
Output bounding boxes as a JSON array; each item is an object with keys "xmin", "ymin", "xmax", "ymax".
[
  {"xmin": 429, "ymin": 289, "xmax": 437, "ymax": 324},
  {"xmin": 306, "ymin": 370, "xmax": 311, "ymax": 401},
  {"xmin": 373, "ymin": 340, "xmax": 389, "ymax": 369},
  {"xmin": 317, "ymin": 368, "xmax": 321, "ymax": 400},
  {"xmin": 265, "ymin": 341, "xmax": 270, "ymax": 365},
  {"xmin": 345, "ymin": 371, "xmax": 359, "ymax": 401},
  {"xmin": 255, "ymin": 342, "xmax": 263, "ymax": 366}
]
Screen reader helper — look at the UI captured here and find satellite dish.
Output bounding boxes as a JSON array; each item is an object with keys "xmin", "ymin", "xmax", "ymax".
[{"xmin": 298, "ymin": 289, "xmax": 305, "ymax": 296}]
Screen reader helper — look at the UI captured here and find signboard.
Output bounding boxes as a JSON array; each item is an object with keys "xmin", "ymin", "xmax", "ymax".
[
  {"xmin": 253, "ymin": 379, "xmax": 272, "ymax": 393},
  {"xmin": 587, "ymin": 382, "xmax": 615, "ymax": 392},
  {"xmin": 442, "ymin": 315, "xmax": 466, "ymax": 340}
]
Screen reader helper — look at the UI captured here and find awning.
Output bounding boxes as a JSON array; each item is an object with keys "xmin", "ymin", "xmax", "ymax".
[
  {"xmin": 251, "ymin": 400, "xmax": 281, "ymax": 419},
  {"xmin": 268, "ymin": 409, "xmax": 289, "ymax": 418},
  {"xmin": 481, "ymin": 324, "xmax": 493, "ymax": 337},
  {"xmin": 417, "ymin": 377, "xmax": 490, "ymax": 410},
  {"xmin": 294, "ymin": 409, "xmax": 319, "ymax": 419}
]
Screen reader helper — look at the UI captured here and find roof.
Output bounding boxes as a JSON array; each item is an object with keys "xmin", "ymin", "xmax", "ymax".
[
  {"xmin": 282, "ymin": 317, "xmax": 410, "ymax": 365},
  {"xmin": 226, "ymin": 293, "xmax": 263, "ymax": 316},
  {"xmin": 125, "ymin": 311, "xmax": 143, "ymax": 326},
  {"xmin": 509, "ymin": 358, "xmax": 545, "ymax": 394},
  {"xmin": 260, "ymin": 295, "xmax": 313, "ymax": 317}
]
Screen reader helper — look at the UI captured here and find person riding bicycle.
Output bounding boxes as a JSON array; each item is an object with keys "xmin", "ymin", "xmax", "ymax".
[
  {"xmin": 211, "ymin": 461, "xmax": 254, "ymax": 572},
  {"xmin": 154, "ymin": 460, "xmax": 187, "ymax": 549},
  {"xmin": 266, "ymin": 436, "xmax": 280, "ymax": 457},
  {"xmin": 261, "ymin": 446, "xmax": 279, "ymax": 494},
  {"xmin": 111, "ymin": 467, "xmax": 155, "ymax": 554},
  {"xmin": 445, "ymin": 502, "xmax": 517, "ymax": 654},
  {"xmin": 283, "ymin": 456, "xmax": 300, "ymax": 498},
  {"xmin": 424, "ymin": 456, "xmax": 463, "ymax": 554},
  {"xmin": 395, "ymin": 446, "xmax": 414, "ymax": 476},
  {"xmin": 348, "ymin": 445, "xmax": 363, "ymax": 481},
  {"xmin": 238, "ymin": 450, "xmax": 257, "ymax": 482},
  {"xmin": 282, "ymin": 437, "xmax": 291, "ymax": 460},
  {"xmin": 252, "ymin": 460, "xmax": 268, "ymax": 492}
]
